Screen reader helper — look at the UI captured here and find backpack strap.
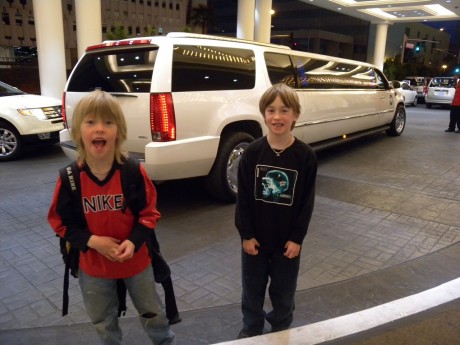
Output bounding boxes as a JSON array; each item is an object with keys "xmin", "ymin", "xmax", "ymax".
[
  {"xmin": 120, "ymin": 157, "xmax": 145, "ymax": 216},
  {"xmin": 58, "ymin": 161, "xmax": 82, "ymax": 316}
]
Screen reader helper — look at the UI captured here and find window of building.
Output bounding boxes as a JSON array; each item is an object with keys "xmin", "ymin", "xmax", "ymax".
[
  {"xmin": 28, "ymin": 16, "xmax": 34, "ymax": 25},
  {"xmin": 2, "ymin": 12, "xmax": 10, "ymax": 25}
]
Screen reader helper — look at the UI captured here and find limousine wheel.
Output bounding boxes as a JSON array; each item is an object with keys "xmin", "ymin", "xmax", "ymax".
[
  {"xmin": 386, "ymin": 104, "xmax": 406, "ymax": 137},
  {"xmin": 206, "ymin": 132, "xmax": 255, "ymax": 202}
]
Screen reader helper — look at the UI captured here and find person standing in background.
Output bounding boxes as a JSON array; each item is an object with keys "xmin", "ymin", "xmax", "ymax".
[{"xmin": 445, "ymin": 74, "xmax": 460, "ymax": 133}]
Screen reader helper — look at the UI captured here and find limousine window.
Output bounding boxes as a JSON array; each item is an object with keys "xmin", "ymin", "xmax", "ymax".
[
  {"xmin": 293, "ymin": 56, "xmax": 378, "ymax": 90},
  {"xmin": 67, "ymin": 47, "xmax": 158, "ymax": 93},
  {"xmin": 374, "ymin": 69, "xmax": 389, "ymax": 90},
  {"xmin": 264, "ymin": 52, "xmax": 296, "ymax": 88},
  {"xmin": 171, "ymin": 45, "xmax": 256, "ymax": 92}
]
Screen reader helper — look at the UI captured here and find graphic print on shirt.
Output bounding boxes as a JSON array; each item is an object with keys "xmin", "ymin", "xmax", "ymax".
[
  {"xmin": 83, "ymin": 194, "xmax": 124, "ymax": 213},
  {"xmin": 255, "ymin": 164, "xmax": 298, "ymax": 205}
]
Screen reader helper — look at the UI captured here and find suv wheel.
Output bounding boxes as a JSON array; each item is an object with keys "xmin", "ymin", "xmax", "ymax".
[
  {"xmin": 0, "ymin": 122, "xmax": 23, "ymax": 161},
  {"xmin": 206, "ymin": 132, "xmax": 255, "ymax": 203}
]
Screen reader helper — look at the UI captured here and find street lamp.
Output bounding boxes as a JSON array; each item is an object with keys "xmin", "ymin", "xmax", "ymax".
[{"xmin": 442, "ymin": 64, "xmax": 448, "ymax": 74}]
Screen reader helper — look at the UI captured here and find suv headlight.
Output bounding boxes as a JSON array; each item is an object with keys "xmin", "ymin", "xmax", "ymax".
[
  {"xmin": 18, "ymin": 108, "xmax": 47, "ymax": 120},
  {"xmin": 17, "ymin": 106, "xmax": 61, "ymax": 120}
]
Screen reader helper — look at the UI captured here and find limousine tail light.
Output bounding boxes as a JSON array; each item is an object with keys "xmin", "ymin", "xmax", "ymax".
[{"xmin": 150, "ymin": 93, "xmax": 176, "ymax": 141}]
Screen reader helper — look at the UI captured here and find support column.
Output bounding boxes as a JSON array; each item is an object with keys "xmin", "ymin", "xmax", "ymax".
[
  {"xmin": 75, "ymin": 0, "xmax": 102, "ymax": 59},
  {"xmin": 373, "ymin": 23, "xmax": 389, "ymax": 70},
  {"xmin": 237, "ymin": 0, "xmax": 255, "ymax": 40},
  {"xmin": 32, "ymin": 0, "xmax": 67, "ymax": 98},
  {"xmin": 254, "ymin": 0, "xmax": 272, "ymax": 43}
]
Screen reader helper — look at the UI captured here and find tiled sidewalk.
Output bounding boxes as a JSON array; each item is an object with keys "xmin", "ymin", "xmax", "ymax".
[{"xmin": 1, "ymin": 107, "xmax": 459, "ymax": 344}]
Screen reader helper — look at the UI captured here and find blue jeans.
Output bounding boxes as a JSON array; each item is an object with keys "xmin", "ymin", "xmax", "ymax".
[
  {"xmin": 241, "ymin": 248, "xmax": 300, "ymax": 334},
  {"xmin": 79, "ymin": 266, "xmax": 176, "ymax": 345}
]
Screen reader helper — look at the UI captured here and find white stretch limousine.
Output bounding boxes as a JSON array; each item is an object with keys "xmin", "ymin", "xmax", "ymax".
[{"xmin": 60, "ymin": 33, "xmax": 405, "ymax": 202}]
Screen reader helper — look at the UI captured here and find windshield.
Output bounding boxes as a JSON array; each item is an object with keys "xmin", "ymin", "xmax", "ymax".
[{"xmin": 0, "ymin": 81, "xmax": 26, "ymax": 97}]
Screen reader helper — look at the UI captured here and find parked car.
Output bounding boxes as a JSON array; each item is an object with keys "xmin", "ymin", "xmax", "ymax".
[
  {"xmin": 424, "ymin": 77, "xmax": 457, "ymax": 108},
  {"xmin": 60, "ymin": 32, "xmax": 405, "ymax": 202},
  {"xmin": 0, "ymin": 81, "xmax": 63, "ymax": 161},
  {"xmin": 392, "ymin": 80, "xmax": 418, "ymax": 106},
  {"xmin": 404, "ymin": 76, "xmax": 428, "ymax": 103}
]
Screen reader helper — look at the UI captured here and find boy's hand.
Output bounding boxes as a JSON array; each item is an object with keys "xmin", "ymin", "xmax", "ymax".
[
  {"xmin": 114, "ymin": 240, "xmax": 135, "ymax": 262},
  {"xmin": 87, "ymin": 235, "xmax": 121, "ymax": 262},
  {"xmin": 284, "ymin": 241, "xmax": 301, "ymax": 259},
  {"xmin": 242, "ymin": 238, "xmax": 260, "ymax": 255}
]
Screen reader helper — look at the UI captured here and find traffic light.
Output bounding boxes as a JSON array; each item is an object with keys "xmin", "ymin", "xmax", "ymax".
[{"xmin": 415, "ymin": 43, "xmax": 420, "ymax": 53}]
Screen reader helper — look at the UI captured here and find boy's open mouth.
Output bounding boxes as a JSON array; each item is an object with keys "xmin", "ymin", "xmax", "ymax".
[{"xmin": 92, "ymin": 139, "xmax": 106, "ymax": 149}]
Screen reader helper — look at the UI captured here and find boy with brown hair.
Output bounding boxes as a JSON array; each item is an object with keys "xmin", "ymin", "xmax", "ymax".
[{"xmin": 236, "ymin": 83, "xmax": 317, "ymax": 338}]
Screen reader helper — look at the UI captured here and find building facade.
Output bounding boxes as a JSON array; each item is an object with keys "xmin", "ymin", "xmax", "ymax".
[
  {"xmin": 209, "ymin": 0, "xmax": 370, "ymax": 62},
  {"xmin": 1, "ymin": 0, "xmax": 189, "ymax": 67}
]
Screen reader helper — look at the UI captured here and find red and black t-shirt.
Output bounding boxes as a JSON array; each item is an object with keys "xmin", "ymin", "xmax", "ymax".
[{"xmin": 48, "ymin": 162, "xmax": 161, "ymax": 279}]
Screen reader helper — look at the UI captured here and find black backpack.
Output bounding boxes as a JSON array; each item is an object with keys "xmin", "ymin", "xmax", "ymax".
[{"xmin": 58, "ymin": 158, "xmax": 170, "ymax": 316}]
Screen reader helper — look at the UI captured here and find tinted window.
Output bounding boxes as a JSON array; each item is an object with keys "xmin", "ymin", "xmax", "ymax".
[
  {"xmin": 67, "ymin": 47, "xmax": 158, "ymax": 92},
  {"xmin": 264, "ymin": 53, "xmax": 296, "ymax": 88},
  {"xmin": 0, "ymin": 81, "xmax": 26, "ymax": 96},
  {"xmin": 292, "ymin": 55, "xmax": 378, "ymax": 89},
  {"xmin": 430, "ymin": 78, "xmax": 456, "ymax": 88},
  {"xmin": 172, "ymin": 45, "xmax": 256, "ymax": 92}
]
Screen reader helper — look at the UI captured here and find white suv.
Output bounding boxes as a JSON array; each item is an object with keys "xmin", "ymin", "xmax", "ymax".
[
  {"xmin": 424, "ymin": 77, "xmax": 457, "ymax": 108},
  {"xmin": 60, "ymin": 33, "xmax": 405, "ymax": 202},
  {"xmin": 0, "ymin": 81, "xmax": 63, "ymax": 161}
]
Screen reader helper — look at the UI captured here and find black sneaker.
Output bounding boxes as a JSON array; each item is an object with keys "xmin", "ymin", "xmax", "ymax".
[
  {"xmin": 237, "ymin": 328, "xmax": 262, "ymax": 339},
  {"xmin": 445, "ymin": 128, "xmax": 455, "ymax": 132},
  {"xmin": 456, "ymin": 130, "xmax": 460, "ymax": 133}
]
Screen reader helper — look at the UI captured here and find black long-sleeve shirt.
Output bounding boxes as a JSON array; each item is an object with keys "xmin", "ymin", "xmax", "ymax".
[{"xmin": 235, "ymin": 136, "xmax": 317, "ymax": 250}]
